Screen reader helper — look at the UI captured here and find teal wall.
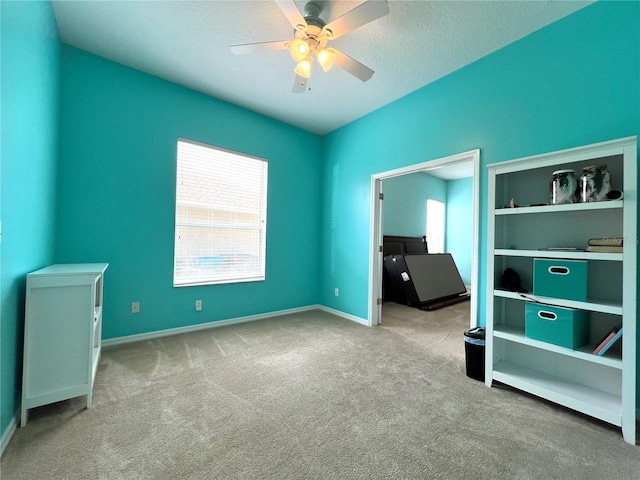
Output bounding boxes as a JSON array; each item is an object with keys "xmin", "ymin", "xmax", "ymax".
[
  {"xmin": 0, "ymin": 1, "xmax": 60, "ymax": 435},
  {"xmin": 2, "ymin": 0, "xmax": 640, "ymax": 447},
  {"xmin": 382, "ymin": 172, "xmax": 446, "ymax": 237},
  {"xmin": 319, "ymin": 1, "xmax": 639, "ymax": 322},
  {"xmin": 382, "ymin": 173, "xmax": 473, "ymax": 285},
  {"xmin": 446, "ymin": 177, "xmax": 473, "ymax": 285},
  {"xmin": 319, "ymin": 0, "xmax": 639, "ymax": 406},
  {"xmin": 57, "ymin": 46, "xmax": 323, "ymax": 340}
]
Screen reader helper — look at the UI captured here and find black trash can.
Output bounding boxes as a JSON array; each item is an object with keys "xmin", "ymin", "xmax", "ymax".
[{"xmin": 463, "ymin": 327, "xmax": 486, "ymax": 381}]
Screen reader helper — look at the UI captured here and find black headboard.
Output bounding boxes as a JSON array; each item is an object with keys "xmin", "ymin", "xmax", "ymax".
[{"xmin": 383, "ymin": 235, "xmax": 428, "ymax": 257}]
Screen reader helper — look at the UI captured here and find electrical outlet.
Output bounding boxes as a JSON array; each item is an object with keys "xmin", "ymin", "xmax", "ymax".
[
  {"xmin": 334, "ymin": 288, "xmax": 339, "ymax": 296},
  {"xmin": 195, "ymin": 300, "xmax": 202, "ymax": 311},
  {"xmin": 131, "ymin": 302, "xmax": 140, "ymax": 314}
]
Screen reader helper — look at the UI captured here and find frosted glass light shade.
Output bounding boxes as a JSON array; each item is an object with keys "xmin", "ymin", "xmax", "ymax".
[
  {"xmin": 289, "ymin": 38, "xmax": 310, "ymax": 62},
  {"xmin": 316, "ymin": 48, "xmax": 336, "ymax": 72},
  {"xmin": 294, "ymin": 58, "xmax": 312, "ymax": 79}
]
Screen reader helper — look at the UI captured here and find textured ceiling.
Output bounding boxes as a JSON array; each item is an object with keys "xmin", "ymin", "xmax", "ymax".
[{"xmin": 51, "ymin": 0, "xmax": 592, "ymax": 135}]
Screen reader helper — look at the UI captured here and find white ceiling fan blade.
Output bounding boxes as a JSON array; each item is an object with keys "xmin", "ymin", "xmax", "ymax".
[
  {"xmin": 275, "ymin": 0, "xmax": 307, "ymax": 29},
  {"xmin": 230, "ymin": 40, "xmax": 289, "ymax": 55},
  {"xmin": 324, "ymin": 0, "xmax": 389, "ymax": 39},
  {"xmin": 334, "ymin": 49, "xmax": 374, "ymax": 82},
  {"xmin": 292, "ymin": 74, "xmax": 309, "ymax": 94}
]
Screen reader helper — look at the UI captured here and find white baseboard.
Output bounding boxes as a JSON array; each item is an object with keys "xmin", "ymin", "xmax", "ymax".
[
  {"xmin": 102, "ymin": 305, "xmax": 321, "ymax": 347},
  {"xmin": 103, "ymin": 304, "xmax": 371, "ymax": 347},
  {"xmin": 1, "ymin": 411, "xmax": 18, "ymax": 458},
  {"xmin": 317, "ymin": 305, "xmax": 370, "ymax": 326}
]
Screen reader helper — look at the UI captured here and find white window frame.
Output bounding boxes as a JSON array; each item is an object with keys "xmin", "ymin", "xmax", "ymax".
[{"xmin": 173, "ymin": 138, "xmax": 268, "ymax": 287}]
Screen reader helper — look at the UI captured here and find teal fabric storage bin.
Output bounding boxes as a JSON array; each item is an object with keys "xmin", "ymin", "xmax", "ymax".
[
  {"xmin": 533, "ymin": 259, "xmax": 587, "ymax": 301},
  {"xmin": 525, "ymin": 303, "xmax": 589, "ymax": 349}
]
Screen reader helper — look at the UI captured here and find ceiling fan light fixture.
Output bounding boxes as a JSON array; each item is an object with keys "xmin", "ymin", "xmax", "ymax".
[
  {"xmin": 316, "ymin": 48, "xmax": 336, "ymax": 72},
  {"xmin": 294, "ymin": 57, "xmax": 312, "ymax": 79},
  {"xmin": 289, "ymin": 38, "xmax": 310, "ymax": 62},
  {"xmin": 231, "ymin": 0, "xmax": 389, "ymax": 92}
]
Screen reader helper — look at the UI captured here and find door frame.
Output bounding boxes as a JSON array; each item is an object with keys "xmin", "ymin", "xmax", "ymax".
[{"xmin": 368, "ymin": 149, "xmax": 481, "ymax": 326}]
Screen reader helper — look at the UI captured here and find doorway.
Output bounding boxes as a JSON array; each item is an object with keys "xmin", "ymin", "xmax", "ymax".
[{"xmin": 368, "ymin": 149, "xmax": 480, "ymax": 327}]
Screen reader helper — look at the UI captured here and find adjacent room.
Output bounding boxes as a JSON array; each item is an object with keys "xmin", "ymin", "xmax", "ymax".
[
  {"xmin": 381, "ymin": 165, "xmax": 475, "ymax": 298},
  {"xmin": 379, "ymin": 162, "xmax": 476, "ymax": 363},
  {"xmin": 2, "ymin": 0, "xmax": 639, "ymax": 477}
]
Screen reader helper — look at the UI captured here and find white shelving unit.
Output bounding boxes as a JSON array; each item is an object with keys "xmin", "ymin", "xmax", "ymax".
[
  {"xmin": 485, "ymin": 137, "xmax": 637, "ymax": 444},
  {"xmin": 21, "ymin": 263, "xmax": 108, "ymax": 427}
]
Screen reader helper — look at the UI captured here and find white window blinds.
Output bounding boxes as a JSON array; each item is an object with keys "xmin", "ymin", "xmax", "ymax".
[{"xmin": 173, "ymin": 139, "xmax": 268, "ymax": 287}]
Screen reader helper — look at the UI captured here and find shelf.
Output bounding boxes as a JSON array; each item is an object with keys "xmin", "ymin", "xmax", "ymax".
[
  {"xmin": 495, "ymin": 200, "xmax": 623, "ymax": 216},
  {"xmin": 487, "ymin": 137, "xmax": 636, "ymax": 444},
  {"xmin": 493, "ymin": 289, "xmax": 622, "ymax": 315},
  {"xmin": 493, "ymin": 324, "xmax": 622, "ymax": 369},
  {"xmin": 91, "ymin": 345, "xmax": 100, "ymax": 383},
  {"xmin": 492, "ymin": 360, "xmax": 622, "ymax": 426},
  {"xmin": 28, "ymin": 263, "xmax": 109, "ymax": 276},
  {"xmin": 21, "ymin": 264, "xmax": 108, "ymax": 427},
  {"xmin": 494, "ymin": 249, "xmax": 623, "ymax": 261}
]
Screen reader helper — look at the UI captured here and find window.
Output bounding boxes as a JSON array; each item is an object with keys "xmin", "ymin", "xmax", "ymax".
[
  {"xmin": 426, "ymin": 199, "xmax": 445, "ymax": 254},
  {"xmin": 173, "ymin": 139, "xmax": 268, "ymax": 287}
]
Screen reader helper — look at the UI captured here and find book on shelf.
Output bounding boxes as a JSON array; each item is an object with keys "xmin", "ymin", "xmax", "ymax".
[
  {"xmin": 585, "ymin": 245, "xmax": 623, "ymax": 253},
  {"xmin": 538, "ymin": 247, "xmax": 584, "ymax": 252},
  {"xmin": 593, "ymin": 327, "xmax": 623, "ymax": 356},
  {"xmin": 588, "ymin": 237, "xmax": 623, "ymax": 247}
]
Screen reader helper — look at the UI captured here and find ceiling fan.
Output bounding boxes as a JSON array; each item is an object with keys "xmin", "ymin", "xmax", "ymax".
[{"xmin": 230, "ymin": 0, "xmax": 389, "ymax": 93}]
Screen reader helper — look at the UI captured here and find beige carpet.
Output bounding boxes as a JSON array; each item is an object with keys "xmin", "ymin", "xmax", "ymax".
[{"xmin": 2, "ymin": 302, "xmax": 639, "ymax": 479}]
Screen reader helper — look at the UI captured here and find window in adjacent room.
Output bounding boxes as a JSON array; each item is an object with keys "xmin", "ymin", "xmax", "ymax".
[
  {"xmin": 173, "ymin": 138, "xmax": 268, "ymax": 287},
  {"xmin": 426, "ymin": 198, "xmax": 445, "ymax": 254}
]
